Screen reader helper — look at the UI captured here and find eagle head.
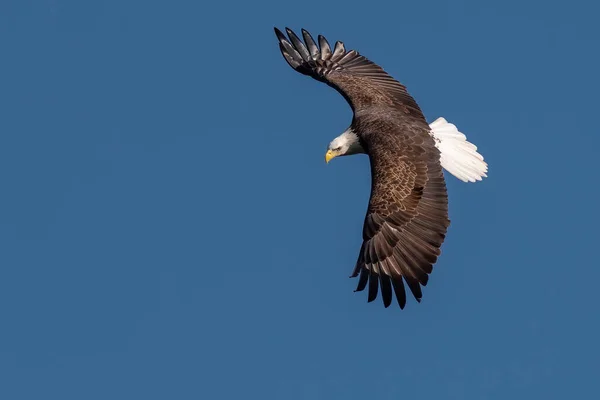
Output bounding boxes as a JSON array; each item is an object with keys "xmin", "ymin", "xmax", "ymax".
[{"xmin": 325, "ymin": 128, "xmax": 365, "ymax": 163}]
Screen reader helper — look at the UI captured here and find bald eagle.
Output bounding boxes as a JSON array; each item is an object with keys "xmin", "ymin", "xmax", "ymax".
[{"xmin": 275, "ymin": 28, "xmax": 487, "ymax": 309}]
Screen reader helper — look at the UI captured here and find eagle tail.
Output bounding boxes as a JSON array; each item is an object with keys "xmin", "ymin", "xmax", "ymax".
[{"xmin": 429, "ymin": 117, "xmax": 488, "ymax": 183}]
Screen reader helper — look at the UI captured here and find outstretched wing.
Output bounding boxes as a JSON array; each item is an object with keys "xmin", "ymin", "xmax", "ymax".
[
  {"xmin": 275, "ymin": 28, "xmax": 450, "ymax": 308},
  {"xmin": 351, "ymin": 122, "xmax": 450, "ymax": 308},
  {"xmin": 274, "ymin": 27, "xmax": 424, "ymax": 119}
]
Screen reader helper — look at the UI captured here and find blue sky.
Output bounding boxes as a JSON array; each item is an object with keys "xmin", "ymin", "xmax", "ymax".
[{"xmin": 1, "ymin": 0, "xmax": 599, "ymax": 399}]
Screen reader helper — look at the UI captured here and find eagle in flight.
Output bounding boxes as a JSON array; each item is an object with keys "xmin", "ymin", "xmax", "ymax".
[{"xmin": 274, "ymin": 28, "xmax": 488, "ymax": 309}]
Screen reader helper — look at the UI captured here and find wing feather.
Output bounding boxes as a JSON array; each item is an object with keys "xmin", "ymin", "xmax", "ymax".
[
  {"xmin": 275, "ymin": 28, "xmax": 451, "ymax": 309},
  {"xmin": 392, "ymin": 278, "xmax": 407, "ymax": 309},
  {"xmin": 285, "ymin": 28, "xmax": 311, "ymax": 62},
  {"xmin": 352, "ymin": 121, "xmax": 450, "ymax": 308},
  {"xmin": 331, "ymin": 41, "xmax": 346, "ymax": 61},
  {"xmin": 301, "ymin": 29, "xmax": 320, "ymax": 59},
  {"xmin": 274, "ymin": 27, "xmax": 424, "ymax": 118},
  {"xmin": 318, "ymin": 35, "xmax": 332, "ymax": 59}
]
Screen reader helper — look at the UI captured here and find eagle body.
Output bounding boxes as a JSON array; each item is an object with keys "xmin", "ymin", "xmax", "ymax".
[
  {"xmin": 275, "ymin": 27, "xmax": 486, "ymax": 309},
  {"xmin": 350, "ymin": 112, "xmax": 450, "ymax": 308}
]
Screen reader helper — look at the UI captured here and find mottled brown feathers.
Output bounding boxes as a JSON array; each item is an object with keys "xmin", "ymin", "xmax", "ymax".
[
  {"xmin": 275, "ymin": 28, "xmax": 450, "ymax": 309},
  {"xmin": 275, "ymin": 27, "xmax": 424, "ymax": 119}
]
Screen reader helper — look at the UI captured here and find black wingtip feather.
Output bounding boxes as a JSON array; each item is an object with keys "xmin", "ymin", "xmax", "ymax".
[
  {"xmin": 367, "ymin": 272, "xmax": 378, "ymax": 303},
  {"xmin": 332, "ymin": 41, "xmax": 345, "ymax": 61},
  {"xmin": 318, "ymin": 35, "xmax": 332, "ymax": 59},
  {"xmin": 404, "ymin": 276, "xmax": 423, "ymax": 302},
  {"xmin": 285, "ymin": 27, "xmax": 311, "ymax": 61},
  {"xmin": 301, "ymin": 29, "xmax": 319, "ymax": 59},
  {"xmin": 355, "ymin": 267, "xmax": 369, "ymax": 292},
  {"xmin": 274, "ymin": 27, "xmax": 287, "ymax": 42},
  {"xmin": 392, "ymin": 279, "xmax": 406, "ymax": 309},
  {"xmin": 380, "ymin": 274, "xmax": 393, "ymax": 308},
  {"xmin": 278, "ymin": 42, "xmax": 303, "ymax": 69}
]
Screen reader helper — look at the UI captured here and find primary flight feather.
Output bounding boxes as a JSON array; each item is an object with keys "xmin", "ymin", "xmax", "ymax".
[{"xmin": 274, "ymin": 27, "xmax": 487, "ymax": 309}]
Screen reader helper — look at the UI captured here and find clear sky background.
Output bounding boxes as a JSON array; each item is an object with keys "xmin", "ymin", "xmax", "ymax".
[{"xmin": 1, "ymin": 0, "xmax": 599, "ymax": 399}]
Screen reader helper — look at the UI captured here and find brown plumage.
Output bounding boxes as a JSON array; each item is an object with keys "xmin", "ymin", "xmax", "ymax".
[{"xmin": 275, "ymin": 28, "xmax": 451, "ymax": 309}]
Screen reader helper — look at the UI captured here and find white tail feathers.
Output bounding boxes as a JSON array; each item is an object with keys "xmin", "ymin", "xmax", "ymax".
[{"xmin": 429, "ymin": 117, "xmax": 488, "ymax": 183}]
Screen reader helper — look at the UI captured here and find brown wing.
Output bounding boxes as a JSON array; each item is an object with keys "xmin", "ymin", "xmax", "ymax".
[
  {"xmin": 352, "ymin": 120, "xmax": 450, "ymax": 308},
  {"xmin": 274, "ymin": 27, "xmax": 424, "ymax": 119},
  {"xmin": 275, "ymin": 28, "xmax": 450, "ymax": 308}
]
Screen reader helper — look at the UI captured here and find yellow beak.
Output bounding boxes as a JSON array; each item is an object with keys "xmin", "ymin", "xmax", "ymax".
[{"xmin": 325, "ymin": 150, "xmax": 336, "ymax": 164}]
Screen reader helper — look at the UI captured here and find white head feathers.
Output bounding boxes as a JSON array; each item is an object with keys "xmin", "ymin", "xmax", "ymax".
[{"xmin": 328, "ymin": 128, "xmax": 365, "ymax": 157}]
